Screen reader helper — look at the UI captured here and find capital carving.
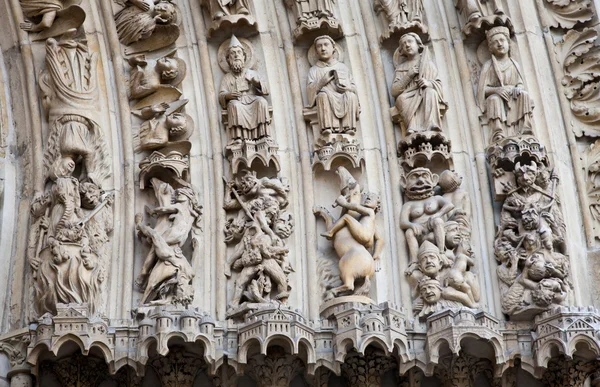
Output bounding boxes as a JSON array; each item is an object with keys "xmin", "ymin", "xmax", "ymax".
[{"xmin": 245, "ymin": 346, "xmax": 306, "ymax": 387}]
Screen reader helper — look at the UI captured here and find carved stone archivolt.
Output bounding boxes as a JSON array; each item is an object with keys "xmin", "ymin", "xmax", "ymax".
[
  {"xmin": 305, "ymin": 35, "xmax": 363, "ymax": 170},
  {"xmin": 219, "ymin": 36, "xmax": 279, "ymax": 173},
  {"xmin": 314, "ymin": 167, "xmax": 382, "ymax": 304},
  {"xmin": 28, "ymin": 32, "xmax": 114, "ymax": 317},
  {"xmin": 223, "ymin": 171, "xmax": 293, "ymax": 319}
]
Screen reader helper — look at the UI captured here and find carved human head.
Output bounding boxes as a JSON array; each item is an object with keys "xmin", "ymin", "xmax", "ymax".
[
  {"xmin": 157, "ymin": 57, "xmax": 179, "ymax": 81},
  {"xmin": 521, "ymin": 205, "xmax": 540, "ymax": 231},
  {"xmin": 238, "ymin": 169, "xmax": 258, "ymax": 194},
  {"xmin": 274, "ymin": 212, "xmax": 294, "ymax": 239},
  {"xmin": 527, "ymin": 253, "xmax": 547, "ymax": 281},
  {"xmin": 417, "ymin": 241, "xmax": 444, "ymax": 277},
  {"xmin": 361, "ymin": 192, "xmax": 381, "ymax": 213},
  {"xmin": 418, "ymin": 278, "xmax": 442, "ymax": 304},
  {"xmin": 50, "ymin": 156, "xmax": 76, "ymax": 180},
  {"xmin": 486, "ymin": 26, "xmax": 510, "ymax": 57},
  {"xmin": 154, "ymin": 1, "xmax": 176, "ymax": 23},
  {"xmin": 399, "ymin": 33, "xmax": 423, "ymax": 57},
  {"xmin": 314, "ymin": 35, "xmax": 336, "ymax": 62},
  {"xmin": 444, "ymin": 221, "xmax": 462, "ymax": 249},
  {"xmin": 401, "ymin": 167, "xmax": 438, "ymax": 200},
  {"xmin": 166, "ymin": 112, "xmax": 189, "ymax": 138},
  {"xmin": 514, "ymin": 162, "xmax": 538, "ymax": 188},
  {"xmin": 438, "ymin": 170, "xmax": 462, "ymax": 193},
  {"xmin": 80, "ymin": 182, "xmax": 101, "ymax": 209},
  {"xmin": 227, "ymin": 35, "xmax": 247, "ymax": 73},
  {"xmin": 532, "ymin": 278, "xmax": 563, "ymax": 307}
]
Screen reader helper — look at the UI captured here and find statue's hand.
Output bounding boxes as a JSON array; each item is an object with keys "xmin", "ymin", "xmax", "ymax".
[
  {"xmin": 132, "ymin": 0, "xmax": 151, "ymax": 11},
  {"xmin": 335, "ymin": 195, "xmax": 348, "ymax": 207},
  {"xmin": 512, "ymin": 86, "xmax": 522, "ymax": 98},
  {"xmin": 409, "ymin": 65, "xmax": 419, "ymax": 76},
  {"xmin": 498, "ymin": 87, "xmax": 511, "ymax": 102},
  {"xmin": 409, "ymin": 223, "xmax": 424, "ymax": 237},
  {"xmin": 228, "ymin": 91, "xmax": 241, "ymax": 101},
  {"xmin": 417, "ymin": 78, "xmax": 431, "ymax": 89}
]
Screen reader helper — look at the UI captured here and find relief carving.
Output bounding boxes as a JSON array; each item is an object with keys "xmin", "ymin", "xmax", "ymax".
[
  {"xmin": 453, "ymin": 0, "xmax": 512, "ymax": 37},
  {"xmin": 285, "ymin": 0, "xmax": 343, "ymax": 41},
  {"xmin": 200, "ymin": 0, "xmax": 256, "ymax": 37},
  {"xmin": 478, "ymin": 27, "xmax": 534, "ymax": 144},
  {"xmin": 543, "ymin": 0, "xmax": 594, "ymax": 29},
  {"xmin": 314, "ymin": 167, "xmax": 382, "ymax": 301},
  {"xmin": 391, "ymin": 32, "xmax": 447, "ymax": 135},
  {"xmin": 582, "ymin": 140, "xmax": 600, "ymax": 240},
  {"xmin": 495, "ymin": 161, "xmax": 571, "ymax": 319},
  {"xmin": 305, "ymin": 35, "xmax": 363, "ymax": 170},
  {"xmin": 374, "ymin": 0, "xmax": 427, "ymax": 42},
  {"xmin": 28, "ymin": 33, "xmax": 113, "ymax": 316},
  {"xmin": 19, "ymin": 0, "xmax": 85, "ymax": 39},
  {"xmin": 219, "ymin": 36, "xmax": 279, "ymax": 173},
  {"xmin": 245, "ymin": 346, "xmax": 306, "ymax": 387},
  {"xmin": 400, "ymin": 168, "xmax": 480, "ymax": 319},
  {"xmin": 223, "ymin": 170, "xmax": 293, "ymax": 318},
  {"xmin": 128, "ymin": 52, "xmax": 186, "ymax": 109},
  {"xmin": 114, "ymin": 0, "xmax": 181, "ymax": 55},
  {"xmin": 135, "ymin": 178, "xmax": 202, "ymax": 306}
]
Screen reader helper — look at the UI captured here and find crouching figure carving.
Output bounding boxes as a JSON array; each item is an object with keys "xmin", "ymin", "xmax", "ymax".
[{"xmin": 314, "ymin": 167, "xmax": 383, "ymax": 301}]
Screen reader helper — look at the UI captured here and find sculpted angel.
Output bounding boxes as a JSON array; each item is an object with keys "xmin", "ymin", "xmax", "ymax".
[
  {"xmin": 115, "ymin": 0, "xmax": 178, "ymax": 46},
  {"xmin": 307, "ymin": 35, "xmax": 360, "ymax": 136},
  {"xmin": 478, "ymin": 26, "xmax": 533, "ymax": 142},
  {"xmin": 219, "ymin": 36, "xmax": 272, "ymax": 145},
  {"xmin": 391, "ymin": 33, "xmax": 447, "ymax": 133}
]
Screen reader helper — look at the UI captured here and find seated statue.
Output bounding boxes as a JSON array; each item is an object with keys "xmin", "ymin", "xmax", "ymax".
[
  {"xmin": 478, "ymin": 26, "xmax": 534, "ymax": 142},
  {"xmin": 391, "ymin": 33, "xmax": 447, "ymax": 134},
  {"xmin": 115, "ymin": 0, "xmax": 177, "ymax": 46},
  {"xmin": 219, "ymin": 35, "xmax": 272, "ymax": 145},
  {"xmin": 307, "ymin": 35, "xmax": 360, "ymax": 136}
]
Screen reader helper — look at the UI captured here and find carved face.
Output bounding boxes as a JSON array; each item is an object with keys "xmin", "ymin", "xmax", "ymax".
[
  {"xmin": 420, "ymin": 282, "xmax": 442, "ymax": 304},
  {"xmin": 361, "ymin": 192, "xmax": 381, "ymax": 212},
  {"xmin": 154, "ymin": 1, "xmax": 176, "ymax": 22},
  {"xmin": 399, "ymin": 34, "xmax": 419, "ymax": 58},
  {"xmin": 418, "ymin": 252, "xmax": 442, "ymax": 277},
  {"xmin": 53, "ymin": 156, "xmax": 76, "ymax": 179},
  {"xmin": 489, "ymin": 33, "xmax": 509, "ymax": 56},
  {"xmin": 157, "ymin": 57, "xmax": 179, "ymax": 81},
  {"xmin": 444, "ymin": 223, "xmax": 462, "ymax": 249},
  {"xmin": 527, "ymin": 254, "xmax": 547, "ymax": 281},
  {"xmin": 274, "ymin": 213, "xmax": 293, "ymax": 239},
  {"xmin": 239, "ymin": 174, "xmax": 258, "ymax": 194},
  {"xmin": 521, "ymin": 208, "xmax": 539, "ymax": 231},
  {"xmin": 404, "ymin": 168, "xmax": 436, "ymax": 199},
  {"xmin": 315, "ymin": 37, "xmax": 335, "ymax": 61},
  {"xmin": 80, "ymin": 182, "xmax": 101, "ymax": 209},
  {"xmin": 227, "ymin": 46, "xmax": 246, "ymax": 73},
  {"xmin": 515, "ymin": 164, "xmax": 538, "ymax": 188},
  {"xmin": 166, "ymin": 112, "xmax": 186, "ymax": 134}
]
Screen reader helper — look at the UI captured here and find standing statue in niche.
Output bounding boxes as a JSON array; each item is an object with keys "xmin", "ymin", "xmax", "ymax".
[
  {"xmin": 391, "ymin": 33, "xmax": 447, "ymax": 134},
  {"xmin": 399, "ymin": 167, "xmax": 454, "ymax": 264},
  {"xmin": 135, "ymin": 178, "xmax": 202, "ymax": 306},
  {"xmin": 219, "ymin": 35, "xmax": 272, "ymax": 146},
  {"xmin": 307, "ymin": 35, "xmax": 360, "ymax": 136},
  {"xmin": 375, "ymin": 0, "xmax": 422, "ymax": 28},
  {"xmin": 28, "ymin": 32, "xmax": 113, "ymax": 316},
  {"xmin": 454, "ymin": 0, "xmax": 506, "ymax": 35},
  {"xmin": 494, "ymin": 161, "xmax": 570, "ymax": 319},
  {"xmin": 314, "ymin": 167, "xmax": 383, "ymax": 301},
  {"xmin": 223, "ymin": 170, "xmax": 294, "ymax": 317},
  {"xmin": 200, "ymin": 0, "xmax": 256, "ymax": 37},
  {"xmin": 478, "ymin": 26, "xmax": 534, "ymax": 143},
  {"xmin": 114, "ymin": 0, "xmax": 180, "ymax": 54}
]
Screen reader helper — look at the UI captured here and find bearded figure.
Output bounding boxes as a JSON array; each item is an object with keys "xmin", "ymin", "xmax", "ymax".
[{"xmin": 219, "ymin": 35, "xmax": 272, "ymax": 145}]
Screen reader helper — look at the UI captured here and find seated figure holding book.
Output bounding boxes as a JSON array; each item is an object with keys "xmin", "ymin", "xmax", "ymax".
[{"xmin": 307, "ymin": 35, "xmax": 360, "ymax": 136}]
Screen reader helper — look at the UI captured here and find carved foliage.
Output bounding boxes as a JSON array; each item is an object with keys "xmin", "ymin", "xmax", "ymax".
[
  {"xmin": 245, "ymin": 347, "xmax": 306, "ymax": 387},
  {"xmin": 544, "ymin": 0, "xmax": 594, "ymax": 29},
  {"xmin": 435, "ymin": 353, "xmax": 494, "ymax": 387},
  {"xmin": 341, "ymin": 348, "xmax": 397, "ymax": 387},
  {"xmin": 148, "ymin": 347, "xmax": 209, "ymax": 387},
  {"xmin": 541, "ymin": 356, "xmax": 600, "ymax": 387}
]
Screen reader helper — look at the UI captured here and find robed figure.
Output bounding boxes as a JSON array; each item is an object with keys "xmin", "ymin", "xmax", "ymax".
[
  {"xmin": 307, "ymin": 35, "xmax": 360, "ymax": 135},
  {"xmin": 219, "ymin": 35, "xmax": 271, "ymax": 144},
  {"xmin": 477, "ymin": 26, "xmax": 533, "ymax": 142},
  {"xmin": 391, "ymin": 32, "xmax": 446, "ymax": 134}
]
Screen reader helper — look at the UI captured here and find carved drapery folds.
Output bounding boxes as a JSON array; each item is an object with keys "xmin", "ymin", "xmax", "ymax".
[
  {"xmin": 374, "ymin": 0, "xmax": 428, "ymax": 42},
  {"xmin": 314, "ymin": 167, "xmax": 383, "ymax": 304},
  {"xmin": 304, "ymin": 35, "xmax": 363, "ymax": 170},
  {"xmin": 28, "ymin": 33, "xmax": 114, "ymax": 317},
  {"xmin": 114, "ymin": 0, "xmax": 181, "ymax": 55},
  {"xmin": 219, "ymin": 36, "xmax": 279, "ymax": 173},
  {"xmin": 200, "ymin": 0, "xmax": 257, "ymax": 38},
  {"xmin": 223, "ymin": 171, "xmax": 294, "ymax": 319},
  {"xmin": 18, "ymin": 0, "xmax": 86, "ymax": 40},
  {"xmin": 284, "ymin": 0, "xmax": 343, "ymax": 41},
  {"xmin": 452, "ymin": 0, "xmax": 512, "ymax": 37}
]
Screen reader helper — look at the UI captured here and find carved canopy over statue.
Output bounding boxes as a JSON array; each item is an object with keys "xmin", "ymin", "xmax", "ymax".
[
  {"xmin": 453, "ymin": 0, "xmax": 510, "ymax": 35},
  {"xmin": 391, "ymin": 32, "xmax": 447, "ymax": 134},
  {"xmin": 478, "ymin": 26, "xmax": 534, "ymax": 143},
  {"xmin": 29, "ymin": 32, "xmax": 113, "ymax": 316},
  {"xmin": 314, "ymin": 167, "xmax": 383, "ymax": 301},
  {"xmin": 495, "ymin": 162, "xmax": 570, "ymax": 319},
  {"xmin": 400, "ymin": 167, "xmax": 479, "ymax": 318},
  {"xmin": 200, "ymin": 0, "xmax": 256, "ymax": 36},
  {"xmin": 307, "ymin": 35, "xmax": 360, "ymax": 137},
  {"xmin": 219, "ymin": 35, "xmax": 272, "ymax": 146},
  {"xmin": 223, "ymin": 170, "xmax": 294, "ymax": 318}
]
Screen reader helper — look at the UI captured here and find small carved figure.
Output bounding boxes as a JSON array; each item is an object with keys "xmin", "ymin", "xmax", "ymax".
[
  {"xmin": 19, "ymin": 0, "xmax": 75, "ymax": 33},
  {"xmin": 391, "ymin": 33, "xmax": 447, "ymax": 134},
  {"xmin": 454, "ymin": 0, "xmax": 504, "ymax": 24},
  {"xmin": 314, "ymin": 167, "xmax": 383, "ymax": 300},
  {"xmin": 290, "ymin": 0, "xmax": 335, "ymax": 20},
  {"xmin": 202, "ymin": 0, "xmax": 251, "ymax": 20},
  {"xmin": 135, "ymin": 178, "xmax": 202, "ymax": 306},
  {"xmin": 400, "ymin": 167, "xmax": 454, "ymax": 263},
  {"xmin": 223, "ymin": 170, "xmax": 293, "ymax": 316},
  {"xmin": 128, "ymin": 53, "xmax": 186, "ymax": 102},
  {"xmin": 134, "ymin": 100, "xmax": 193, "ymax": 150},
  {"xmin": 115, "ymin": 0, "xmax": 179, "ymax": 52},
  {"xmin": 307, "ymin": 35, "xmax": 360, "ymax": 136},
  {"xmin": 374, "ymin": 0, "xmax": 422, "ymax": 28},
  {"xmin": 478, "ymin": 26, "xmax": 534, "ymax": 142},
  {"xmin": 219, "ymin": 36, "xmax": 272, "ymax": 146}
]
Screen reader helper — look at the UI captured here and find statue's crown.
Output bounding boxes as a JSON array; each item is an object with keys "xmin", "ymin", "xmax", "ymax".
[
  {"xmin": 486, "ymin": 26, "xmax": 510, "ymax": 40},
  {"xmin": 229, "ymin": 34, "xmax": 243, "ymax": 49}
]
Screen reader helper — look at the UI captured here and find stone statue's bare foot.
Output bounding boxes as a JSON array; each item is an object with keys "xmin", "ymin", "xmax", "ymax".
[{"xmin": 321, "ymin": 231, "xmax": 334, "ymax": 240}]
